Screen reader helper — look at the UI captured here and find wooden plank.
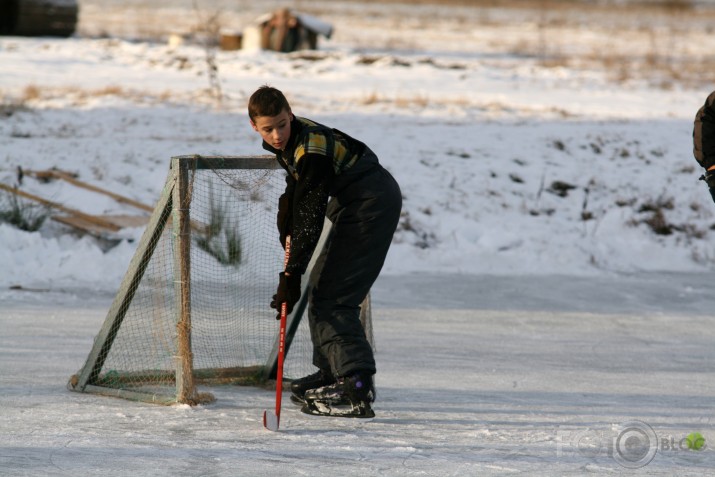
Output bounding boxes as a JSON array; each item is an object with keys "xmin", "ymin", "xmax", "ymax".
[
  {"xmin": 0, "ymin": 182, "xmax": 122, "ymax": 232},
  {"xmin": 24, "ymin": 169, "xmax": 153, "ymax": 213},
  {"xmin": 99, "ymin": 215, "xmax": 151, "ymax": 229},
  {"xmin": 172, "ymin": 155, "xmax": 280, "ymax": 171},
  {"xmin": 51, "ymin": 215, "xmax": 149, "ymax": 236},
  {"xmin": 81, "ymin": 384, "xmax": 178, "ymax": 405},
  {"xmin": 51, "ymin": 216, "xmax": 118, "ymax": 237},
  {"xmin": 173, "ymin": 157, "xmax": 196, "ymax": 404}
]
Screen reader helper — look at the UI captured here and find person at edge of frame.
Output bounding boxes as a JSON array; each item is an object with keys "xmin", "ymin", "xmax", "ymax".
[
  {"xmin": 694, "ymin": 90, "xmax": 715, "ymax": 204},
  {"xmin": 247, "ymin": 85, "xmax": 402, "ymax": 418}
]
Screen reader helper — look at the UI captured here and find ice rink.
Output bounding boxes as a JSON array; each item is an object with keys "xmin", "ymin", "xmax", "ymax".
[{"xmin": 2, "ymin": 272, "xmax": 714, "ymax": 476}]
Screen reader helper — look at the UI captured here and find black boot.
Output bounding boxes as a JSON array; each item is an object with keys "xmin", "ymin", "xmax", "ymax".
[
  {"xmin": 289, "ymin": 369, "xmax": 335, "ymax": 405},
  {"xmin": 302, "ymin": 372, "xmax": 375, "ymax": 418}
]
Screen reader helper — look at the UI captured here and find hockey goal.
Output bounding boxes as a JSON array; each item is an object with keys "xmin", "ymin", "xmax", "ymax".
[{"xmin": 68, "ymin": 155, "xmax": 373, "ymax": 405}]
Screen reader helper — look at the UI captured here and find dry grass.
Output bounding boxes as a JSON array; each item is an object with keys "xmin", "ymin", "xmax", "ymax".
[
  {"xmin": 348, "ymin": 0, "xmax": 700, "ymax": 16},
  {"xmin": 94, "ymin": 85, "xmax": 125, "ymax": 96},
  {"xmin": 360, "ymin": 91, "xmax": 380, "ymax": 106},
  {"xmin": 22, "ymin": 85, "xmax": 42, "ymax": 101},
  {"xmin": 355, "ymin": 92, "xmax": 573, "ymax": 117},
  {"xmin": 532, "ymin": 48, "xmax": 714, "ymax": 89},
  {"xmin": 9, "ymin": 84, "xmax": 186, "ymax": 107},
  {"xmin": 26, "ymin": 85, "xmax": 128, "ymax": 101},
  {"xmin": 357, "ymin": 92, "xmax": 430, "ymax": 109},
  {"xmin": 394, "ymin": 94, "xmax": 429, "ymax": 109},
  {"xmin": 480, "ymin": 2, "xmax": 713, "ymax": 89}
]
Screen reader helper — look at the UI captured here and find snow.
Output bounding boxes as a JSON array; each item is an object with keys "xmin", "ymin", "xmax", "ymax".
[{"xmin": 2, "ymin": 1, "xmax": 715, "ymax": 475}]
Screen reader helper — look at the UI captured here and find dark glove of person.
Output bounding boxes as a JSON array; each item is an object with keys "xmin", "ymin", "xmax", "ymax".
[
  {"xmin": 276, "ymin": 194, "xmax": 292, "ymax": 249},
  {"xmin": 270, "ymin": 272, "xmax": 301, "ymax": 319},
  {"xmin": 700, "ymin": 170, "xmax": 715, "ymax": 205}
]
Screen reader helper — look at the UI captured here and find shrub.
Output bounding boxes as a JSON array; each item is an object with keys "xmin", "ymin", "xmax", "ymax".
[
  {"xmin": 194, "ymin": 182, "xmax": 241, "ymax": 267},
  {"xmin": 0, "ymin": 189, "xmax": 50, "ymax": 232}
]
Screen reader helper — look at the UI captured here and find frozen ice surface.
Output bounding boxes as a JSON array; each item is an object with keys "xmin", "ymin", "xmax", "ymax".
[{"xmin": 2, "ymin": 272, "xmax": 715, "ymax": 476}]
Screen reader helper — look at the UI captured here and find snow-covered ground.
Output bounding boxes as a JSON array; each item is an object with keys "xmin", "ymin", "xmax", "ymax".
[
  {"xmin": 2, "ymin": 1, "xmax": 715, "ymax": 289},
  {"xmin": 2, "ymin": 1, "xmax": 715, "ymax": 475}
]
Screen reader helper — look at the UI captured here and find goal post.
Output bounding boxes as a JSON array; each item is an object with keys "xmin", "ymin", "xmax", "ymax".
[{"xmin": 68, "ymin": 155, "xmax": 373, "ymax": 405}]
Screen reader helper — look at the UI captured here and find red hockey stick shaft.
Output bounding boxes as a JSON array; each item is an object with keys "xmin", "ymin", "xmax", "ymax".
[
  {"xmin": 275, "ymin": 236, "xmax": 291, "ymax": 424},
  {"xmin": 265, "ymin": 236, "xmax": 291, "ymax": 431}
]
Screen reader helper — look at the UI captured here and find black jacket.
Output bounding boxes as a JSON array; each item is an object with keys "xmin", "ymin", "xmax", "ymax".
[
  {"xmin": 262, "ymin": 116, "xmax": 375, "ymax": 274},
  {"xmin": 694, "ymin": 91, "xmax": 715, "ymax": 170}
]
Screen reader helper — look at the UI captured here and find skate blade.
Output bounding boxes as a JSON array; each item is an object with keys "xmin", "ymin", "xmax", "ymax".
[
  {"xmin": 263, "ymin": 410, "xmax": 280, "ymax": 431},
  {"xmin": 290, "ymin": 394, "xmax": 305, "ymax": 406},
  {"xmin": 301, "ymin": 400, "xmax": 375, "ymax": 419}
]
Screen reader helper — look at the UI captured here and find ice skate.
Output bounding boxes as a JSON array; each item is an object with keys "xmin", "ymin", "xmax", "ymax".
[
  {"xmin": 301, "ymin": 373, "xmax": 375, "ymax": 418},
  {"xmin": 290, "ymin": 369, "xmax": 335, "ymax": 405}
]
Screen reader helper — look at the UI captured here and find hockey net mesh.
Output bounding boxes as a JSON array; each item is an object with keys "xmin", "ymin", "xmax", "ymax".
[{"xmin": 89, "ymin": 160, "xmax": 319, "ymax": 401}]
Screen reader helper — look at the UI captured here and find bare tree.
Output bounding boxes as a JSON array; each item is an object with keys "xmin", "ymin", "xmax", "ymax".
[{"xmin": 192, "ymin": 0, "xmax": 223, "ymax": 105}]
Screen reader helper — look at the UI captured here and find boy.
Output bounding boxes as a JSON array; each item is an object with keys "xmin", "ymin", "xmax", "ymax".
[{"xmin": 248, "ymin": 86, "xmax": 402, "ymax": 418}]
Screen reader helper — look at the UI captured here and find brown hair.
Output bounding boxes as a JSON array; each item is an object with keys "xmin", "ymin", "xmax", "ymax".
[{"xmin": 248, "ymin": 85, "xmax": 291, "ymax": 122}]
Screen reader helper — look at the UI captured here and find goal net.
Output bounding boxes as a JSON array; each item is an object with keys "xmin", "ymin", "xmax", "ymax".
[{"xmin": 68, "ymin": 155, "xmax": 373, "ymax": 405}]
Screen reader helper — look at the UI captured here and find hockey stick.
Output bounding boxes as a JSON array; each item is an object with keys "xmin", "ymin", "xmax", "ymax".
[{"xmin": 263, "ymin": 235, "xmax": 291, "ymax": 431}]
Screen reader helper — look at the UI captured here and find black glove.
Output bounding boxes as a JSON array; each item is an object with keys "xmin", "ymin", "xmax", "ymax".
[
  {"xmin": 270, "ymin": 272, "xmax": 301, "ymax": 319},
  {"xmin": 700, "ymin": 170, "xmax": 715, "ymax": 205}
]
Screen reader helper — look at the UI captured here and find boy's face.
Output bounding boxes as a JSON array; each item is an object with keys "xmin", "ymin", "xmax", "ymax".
[{"xmin": 250, "ymin": 109, "xmax": 292, "ymax": 151}]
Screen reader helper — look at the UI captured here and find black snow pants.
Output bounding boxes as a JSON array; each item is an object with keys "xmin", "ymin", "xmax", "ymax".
[{"xmin": 307, "ymin": 149, "xmax": 402, "ymax": 378}]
